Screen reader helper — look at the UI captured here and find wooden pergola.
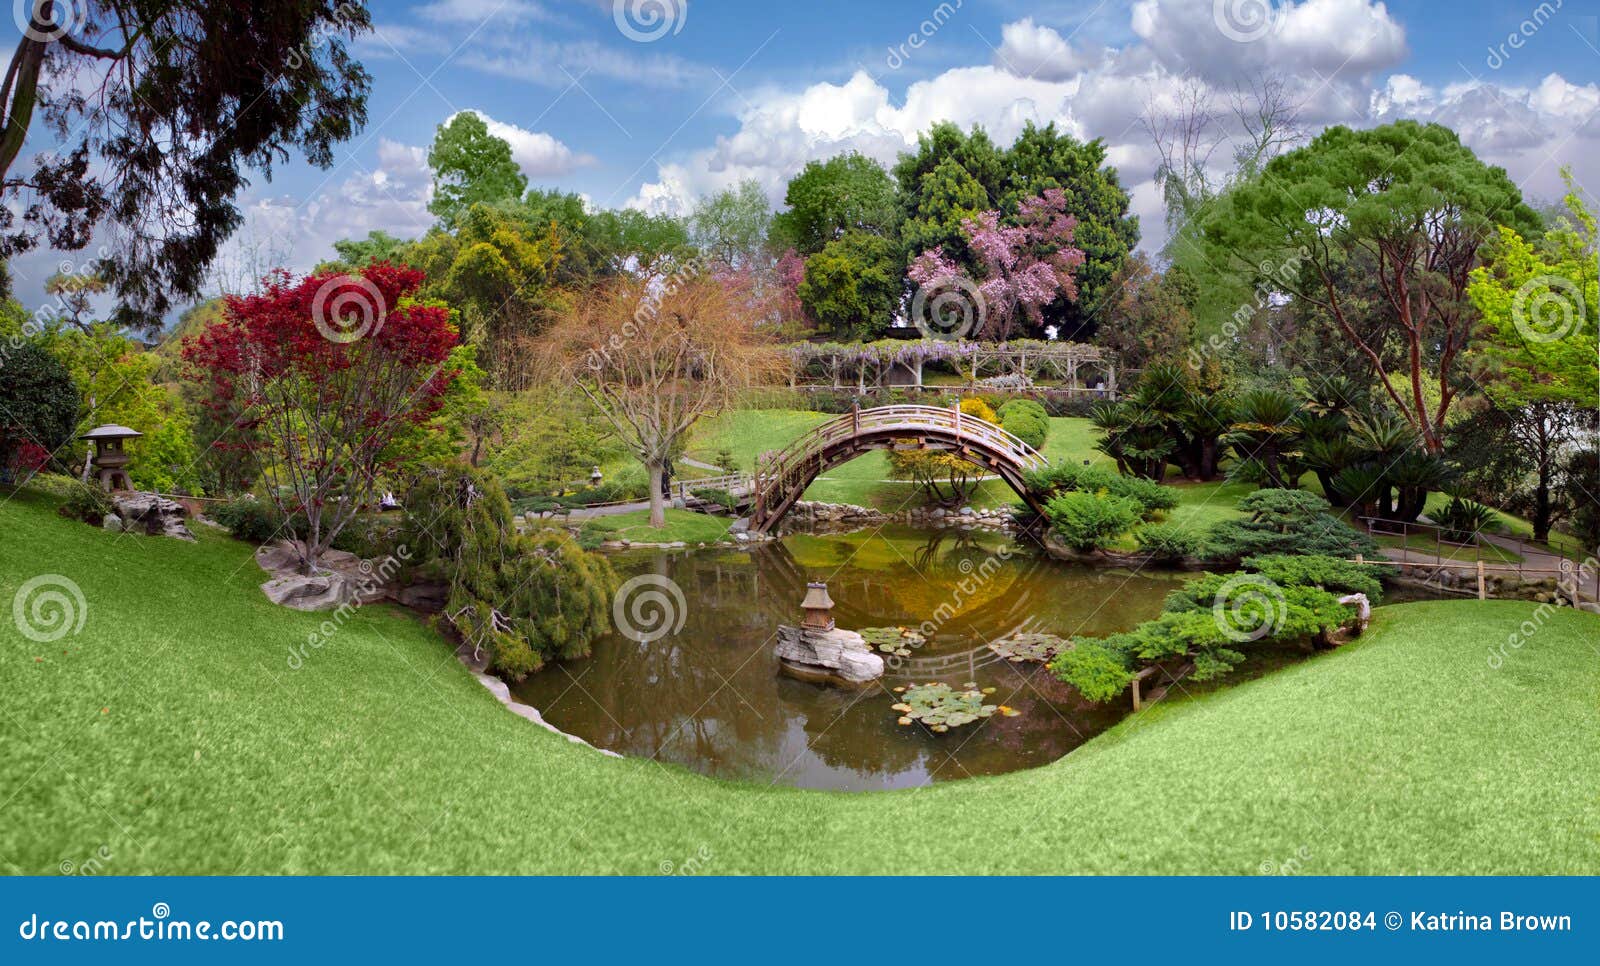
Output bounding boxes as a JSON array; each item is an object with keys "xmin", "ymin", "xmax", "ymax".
[{"xmin": 784, "ymin": 339, "xmax": 1118, "ymax": 395}]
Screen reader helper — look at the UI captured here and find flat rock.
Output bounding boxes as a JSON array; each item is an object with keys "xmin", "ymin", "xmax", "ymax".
[{"xmin": 261, "ymin": 573, "xmax": 355, "ymax": 612}]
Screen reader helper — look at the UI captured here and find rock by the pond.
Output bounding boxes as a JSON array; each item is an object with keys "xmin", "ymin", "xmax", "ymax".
[
  {"xmin": 109, "ymin": 491, "xmax": 194, "ymax": 541},
  {"xmin": 261, "ymin": 573, "xmax": 356, "ymax": 612},
  {"xmin": 774, "ymin": 624, "xmax": 884, "ymax": 686},
  {"xmin": 101, "ymin": 513, "xmax": 122, "ymax": 531}
]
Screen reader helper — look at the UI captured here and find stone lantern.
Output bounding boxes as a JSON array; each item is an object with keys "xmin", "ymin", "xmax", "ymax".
[
  {"xmin": 800, "ymin": 581, "xmax": 835, "ymax": 631},
  {"xmin": 590, "ymin": 465, "xmax": 604, "ymax": 487},
  {"xmin": 80, "ymin": 424, "xmax": 141, "ymax": 492}
]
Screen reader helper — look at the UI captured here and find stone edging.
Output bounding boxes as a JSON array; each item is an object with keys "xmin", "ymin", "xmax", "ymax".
[{"xmin": 453, "ymin": 642, "xmax": 623, "ymax": 758}]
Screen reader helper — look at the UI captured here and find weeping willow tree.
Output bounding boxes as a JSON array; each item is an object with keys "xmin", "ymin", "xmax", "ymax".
[{"xmin": 402, "ymin": 465, "xmax": 615, "ymax": 679}]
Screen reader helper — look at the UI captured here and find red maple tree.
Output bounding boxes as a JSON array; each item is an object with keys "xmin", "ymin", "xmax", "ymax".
[{"xmin": 183, "ymin": 263, "xmax": 458, "ymax": 574}]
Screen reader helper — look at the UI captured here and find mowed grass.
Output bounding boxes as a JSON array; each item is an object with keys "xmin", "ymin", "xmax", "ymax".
[
  {"xmin": 3, "ymin": 488, "xmax": 1598, "ymax": 874},
  {"xmin": 579, "ymin": 508, "xmax": 735, "ymax": 544}
]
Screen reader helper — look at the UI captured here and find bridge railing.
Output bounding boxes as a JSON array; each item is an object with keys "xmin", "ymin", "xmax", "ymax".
[{"xmin": 751, "ymin": 405, "xmax": 1049, "ymax": 521}]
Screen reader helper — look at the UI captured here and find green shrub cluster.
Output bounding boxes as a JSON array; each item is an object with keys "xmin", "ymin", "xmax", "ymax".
[
  {"xmin": 1133, "ymin": 522, "xmax": 1202, "ymax": 562},
  {"xmin": 997, "ymin": 399, "xmax": 1049, "ymax": 450},
  {"xmin": 691, "ymin": 487, "xmax": 738, "ymax": 512},
  {"xmin": 1024, "ymin": 462, "xmax": 1178, "ymax": 516},
  {"xmin": 1202, "ymin": 488, "xmax": 1378, "ymax": 562},
  {"xmin": 211, "ymin": 496, "xmax": 287, "ymax": 543},
  {"xmin": 1050, "ymin": 554, "xmax": 1365, "ymax": 702},
  {"xmin": 57, "ymin": 485, "xmax": 114, "ymax": 525},
  {"xmin": 1044, "ymin": 490, "xmax": 1142, "ymax": 552}
]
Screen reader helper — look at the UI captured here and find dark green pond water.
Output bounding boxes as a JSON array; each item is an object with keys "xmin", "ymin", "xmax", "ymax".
[{"xmin": 513, "ymin": 525, "xmax": 1189, "ymax": 791}]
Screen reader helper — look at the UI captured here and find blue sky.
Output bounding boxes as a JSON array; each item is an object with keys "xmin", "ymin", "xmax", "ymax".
[{"xmin": 9, "ymin": 0, "xmax": 1600, "ymax": 306}]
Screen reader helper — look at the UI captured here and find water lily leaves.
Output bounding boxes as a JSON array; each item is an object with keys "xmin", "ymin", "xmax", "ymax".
[
  {"xmin": 986, "ymin": 632, "xmax": 1067, "ymax": 664},
  {"xmin": 860, "ymin": 626, "xmax": 927, "ymax": 657},
  {"xmin": 891, "ymin": 682, "xmax": 1002, "ymax": 732}
]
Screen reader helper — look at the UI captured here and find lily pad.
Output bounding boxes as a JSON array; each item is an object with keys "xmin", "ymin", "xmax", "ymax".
[
  {"xmin": 986, "ymin": 632, "xmax": 1068, "ymax": 664},
  {"xmin": 860, "ymin": 626, "xmax": 927, "ymax": 656},
  {"xmin": 892, "ymin": 682, "xmax": 1001, "ymax": 732}
]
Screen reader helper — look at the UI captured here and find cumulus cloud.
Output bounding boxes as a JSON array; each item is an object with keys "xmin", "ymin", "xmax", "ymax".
[
  {"xmin": 994, "ymin": 17, "xmax": 1104, "ymax": 82},
  {"xmin": 1131, "ymin": 0, "xmax": 1408, "ymax": 84}
]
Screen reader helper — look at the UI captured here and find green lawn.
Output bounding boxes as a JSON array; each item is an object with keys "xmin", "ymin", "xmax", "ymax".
[
  {"xmin": 3, "ymin": 487, "xmax": 1598, "ymax": 874},
  {"xmin": 579, "ymin": 507, "xmax": 735, "ymax": 544}
]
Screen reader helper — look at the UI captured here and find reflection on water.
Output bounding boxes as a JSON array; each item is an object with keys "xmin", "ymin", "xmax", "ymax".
[{"xmin": 513, "ymin": 525, "xmax": 1189, "ymax": 791}]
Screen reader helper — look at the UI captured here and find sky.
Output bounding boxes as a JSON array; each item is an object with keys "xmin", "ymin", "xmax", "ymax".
[{"xmin": 8, "ymin": 0, "xmax": 1600, "ymax": 310}]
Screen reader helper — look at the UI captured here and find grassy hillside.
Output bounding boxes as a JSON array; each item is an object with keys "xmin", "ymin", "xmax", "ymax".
[{"xmin": 3, "ymin": 487, "xmax": 1597, "ymax": 874}]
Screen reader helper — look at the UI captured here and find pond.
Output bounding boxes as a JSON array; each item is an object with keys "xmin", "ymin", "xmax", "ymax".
[{"xmin": 513, "ymin": 524, "xmax": 1190, "ymax": 791}]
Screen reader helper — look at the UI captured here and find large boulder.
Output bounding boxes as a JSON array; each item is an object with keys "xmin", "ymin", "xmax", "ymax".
[
  {"xmin": 109, "ymin": 492, "xmax": 194, "ymax": 541},
  {"xmin": 775, "ymin": 624, "xmax": 884, "ymax": 686}
]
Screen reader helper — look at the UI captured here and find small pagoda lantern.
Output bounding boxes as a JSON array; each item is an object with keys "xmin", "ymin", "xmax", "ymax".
[
  {"xmin": 589, "ymin": 465, "xmax": 604, "ymax": 487},
  {"xmin": 801, "ymin": 581, "xmax": 836, "ymax": 631},
  {"xmin": 81, "ymin": 424, "xmax": 141, "ymax": 492}
]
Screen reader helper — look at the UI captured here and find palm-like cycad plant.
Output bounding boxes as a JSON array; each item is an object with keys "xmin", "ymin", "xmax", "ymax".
[{"xmin": 1225, "ymin": 388, "xmax": 1303, "ymax": 489}]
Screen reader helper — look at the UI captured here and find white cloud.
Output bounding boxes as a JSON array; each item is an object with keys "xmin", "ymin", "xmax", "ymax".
[
  {"xmin": 1130, "ymin": 0, "xmax": 1408, "ymax": 83},
  {"xmin": 446, "ymin": 110, "xmax": 596, "ymax": 178},
  {"xmin": 414, "ymin": 0, "xmax": 557, "ymax": 27},
  {"xmin": 994, "ymin": 17, "xmax": 1104, "ymax": 82},
  {"xmin": 461, "ymin": 34, "xmax": 712, "ymax": 88}
]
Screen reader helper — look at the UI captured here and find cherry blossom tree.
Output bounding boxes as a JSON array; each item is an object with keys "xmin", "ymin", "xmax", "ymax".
[
  {"xmin": 183, "ymin": 263, "xmax": 459, "ymax": 574},
  {"xmin": 908, "ymin": 189, "xmax": 1086, "ymax": 340}
]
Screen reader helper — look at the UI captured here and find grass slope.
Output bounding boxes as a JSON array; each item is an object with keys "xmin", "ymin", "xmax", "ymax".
[{"xmin": 3, "ymin": 489, "xmax": 1597, "ymax": 874}]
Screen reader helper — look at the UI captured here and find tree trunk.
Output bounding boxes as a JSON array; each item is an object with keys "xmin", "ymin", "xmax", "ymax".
[
  {"xmin": 1532, "ymin": 418, "xmax": 1553, "ymax": 543},
  {"xmin": 647, "ymin": 459, "xmax": 667, "ymax": 528}
]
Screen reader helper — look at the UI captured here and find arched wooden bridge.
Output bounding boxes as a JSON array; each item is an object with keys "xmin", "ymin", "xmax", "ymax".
[{"xmin": 747, "ymin": 404, "xmax": 1050, "ymax": 534}]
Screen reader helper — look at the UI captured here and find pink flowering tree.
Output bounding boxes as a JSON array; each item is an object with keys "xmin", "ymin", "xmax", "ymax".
[{"xmin": 908, "ymin": 189, "xmax": 1086, "ymax": 340}]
